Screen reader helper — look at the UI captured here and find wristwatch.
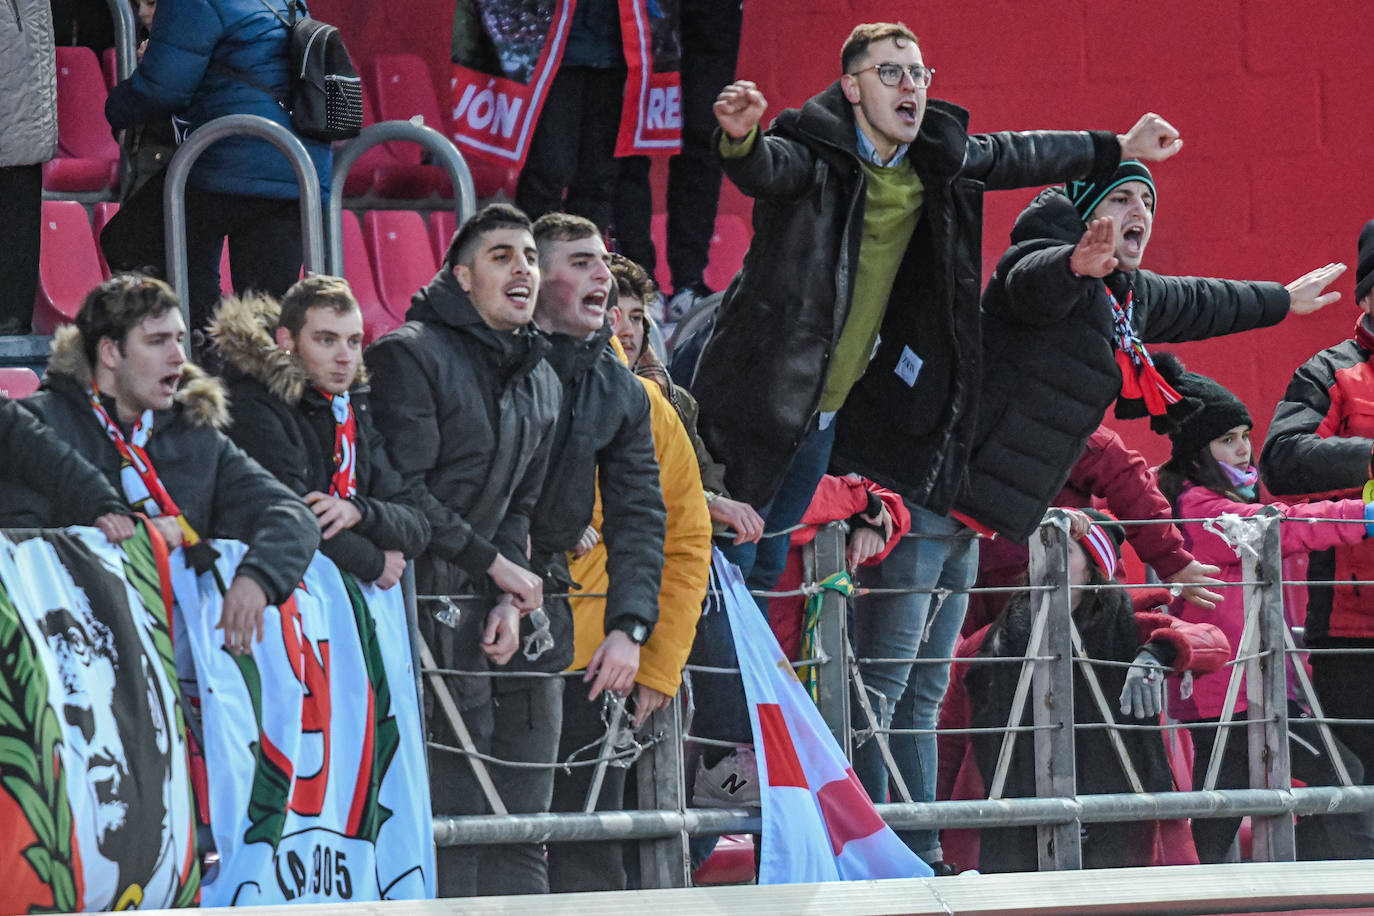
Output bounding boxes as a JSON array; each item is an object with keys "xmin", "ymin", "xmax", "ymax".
[{"xmin": 612, "ymin": 618, "xmax": 651, "ymax": 645}]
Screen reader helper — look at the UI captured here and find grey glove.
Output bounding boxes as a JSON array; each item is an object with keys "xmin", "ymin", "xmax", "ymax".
[{"xmin": 1119, "ymin": 649, "xmax": 1164, "ymax": 719}]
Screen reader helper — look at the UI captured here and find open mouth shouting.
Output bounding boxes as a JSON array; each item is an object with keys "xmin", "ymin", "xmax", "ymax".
[
  {"xmin": 895, "ymin": 98, "xmax": 919, "ymax": 125},
  {"xmin": 504, "ymin": 281, "xmax": 533, "ymax": 307}
]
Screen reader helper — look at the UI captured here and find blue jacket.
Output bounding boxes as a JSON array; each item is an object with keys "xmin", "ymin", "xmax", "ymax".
[{"xmin": 105, "ymin": 0, "xmax": 331, "ymax": 199}]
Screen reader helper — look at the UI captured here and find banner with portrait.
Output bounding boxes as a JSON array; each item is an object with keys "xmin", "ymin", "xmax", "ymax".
[
  {"xmin": 169, "ymin": 541, "xmax": 434, "ymax": 907},
  {"xmin": 0, "ymin": 526, "xmax": 199, "ymax": 913},
  {"xmin": 449, "ymin": 0, "xmax": 681, "ymax": 168}
]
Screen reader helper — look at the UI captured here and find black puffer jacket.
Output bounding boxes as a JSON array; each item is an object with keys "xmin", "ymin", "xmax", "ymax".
[
  {"xmin": 955, "ymin": 189, "xmax": 1291, "ymax": 541},
  {"xmin": 209, "ymin": 295, "xmax": 430, "ymax": 582},
  {"xmin": 692, "ymin": 82, "xmax": 1123, "ymax": 511},
  {"xmin": 526, "ymin": 322, "xmax": 665, "ymax": 672},
  {"xmin": 0, "ymin": 327, "xmax": 319, "ymax": 604},
  {"xmin": 0, "ymin": 395, "xmax": 131, "ymax": 526},
  {"xmin": 366, "ymin": 268, "xmax": 561, "ymax": 699}
]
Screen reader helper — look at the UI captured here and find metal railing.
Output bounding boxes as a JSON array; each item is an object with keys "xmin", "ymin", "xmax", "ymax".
[
  {"xmin": 327, "ymin": 121, "xmax": 478, "ymax": 276},
  {"xmin": 415, "ymin": 509, "xmax": 1374, "ymax": 887},
  {"xmin": 161, "ymin": 115, "xmax": 325, "ymax": 326}
]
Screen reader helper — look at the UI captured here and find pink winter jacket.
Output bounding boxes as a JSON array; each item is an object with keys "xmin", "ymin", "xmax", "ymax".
[{"xmin": 1169, "ymin": 483, "xmax": 1367, "ymax": 720}]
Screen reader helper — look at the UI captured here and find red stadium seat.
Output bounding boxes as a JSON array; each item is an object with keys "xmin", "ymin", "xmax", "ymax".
[
  {"xmin": 651, "ymin": 212, "xmax": 670, "ymax": 290},
  {"xmin": 429, "ymin": 210, "xmax": 457, "ymax": 266},
  {"xmin": 100, "ymin": 47, "xmax": 118, "ymax": 90},
  {"xmin": 341, "ymin": 210, "xmax": 401, "ymax": 343},
  {"xmin": 371, "ymin": 52, "xmax": 516, "ymax": 199},
  {"xmin": 218, "ymin": 241, "xmax": 233, "ymax": 298},
  {"xmin": 34, "ymin": 201, "xmax": 105, "ymax": 334},
  {"xmin": 0, "ymin": 368, "xmax": 41, "ymax": 398},
  {"xmin": 341, "ymin": 73, "xmax": 441, "ymax": 200},
  {"xmin": 649, "ymin": 213, "xmax": 752, "ymax": 294},
  {"xmin": 92, "ymin": 202, "xmax": 120, "ymax": 278},
  {"xmin": 47, "ymin": 47, "xmax": 119, "ymax": 193},
  {"xmin": 703, "ymin": 214, "xmax": 752, "ymax": 293},
  {"xmin": 363, "ymin": 210, "xmax": 438, "ymax": 320}
]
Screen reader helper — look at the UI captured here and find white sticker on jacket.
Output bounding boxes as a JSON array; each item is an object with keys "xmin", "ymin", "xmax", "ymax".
[{"xmin": 895, "ymin": 346, "xmax": 922, "ymax": 387}]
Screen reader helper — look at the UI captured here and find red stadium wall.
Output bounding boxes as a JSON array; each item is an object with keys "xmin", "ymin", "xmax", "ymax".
[{"xmin": 317, "ymin": 0, "xmax": 1374, "ymax": 468}]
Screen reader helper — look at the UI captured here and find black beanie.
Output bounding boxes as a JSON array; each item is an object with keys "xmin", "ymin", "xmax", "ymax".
[
  {"xmin": 1065, "ymin": 160, "xmax": 1156, "ymax": 223},
  {"xmin": 1356, "ymin": 219, "xmax": 1374, "ymax": 304},
  {"xmin": 1152, "ymin": 352, "xmax": 1252, "ymax": 459}
]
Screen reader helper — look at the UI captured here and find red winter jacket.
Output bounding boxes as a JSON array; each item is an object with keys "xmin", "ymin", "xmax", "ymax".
[
  {"xmin": 1261, "ymin": 318, "xmax": 1374, "ymax": 645},
  {"xmin": 768, "ymin": 475, "xmax": 910, "ymax": 659},
  {"xmin": 966, "ymin": 424, "xmax": 1195, "ymax": 636}
]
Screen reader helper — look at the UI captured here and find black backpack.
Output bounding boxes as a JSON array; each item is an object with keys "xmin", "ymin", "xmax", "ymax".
[{"xmin": 216, "ymin": 0, "xmax": 363, "ymax": 142}]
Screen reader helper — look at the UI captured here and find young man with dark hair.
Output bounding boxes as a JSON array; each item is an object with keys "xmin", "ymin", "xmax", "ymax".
[
  {"xmin": 695, "ymin": 20, "xmax": 1183, "ymax": 602},
  {"xmin": 209, "ymin": 276, "xmax": 430, "ymax": 589},
  {"xmin": 366, "ymin": 203, "xmax": 562, "ymax": 898},
  {"xmin": 522, "ymin": 211, "xmax": 665, "ymax": 893},
  {"xmin": 0, "ymin": 274, "xmax": 319, "ymax": 654}
]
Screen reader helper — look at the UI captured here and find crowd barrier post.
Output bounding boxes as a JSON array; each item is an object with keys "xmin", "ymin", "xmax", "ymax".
[
  {"xmin": 636, "ymin": 700, "xmax": 691, "ymax": 888},
  {"xmin": 1028, "ymin": 510, "xmax": 1082, "ymax": 870},
  {"xmin": 327, "ymin": 122, "xmax": 479, "ymax": 276},
  {"xmin": 162, "ymin": 115, "xmax": 325, "ymax": 329},
  {"xmin": 103, "ymin": 0, "xmax": 138, "ymax": 193},
  {"xmin": 1244, "ymin": 510, "xmax": 1297, "ymax": 861},
  {"xmin": 807, "ymin": 521, "xmax": 852, "ymax": 757}
]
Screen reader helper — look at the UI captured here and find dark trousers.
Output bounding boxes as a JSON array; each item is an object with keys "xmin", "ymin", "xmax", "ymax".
[
  {"xmin": 99, "ymin": 168, "xmax": 303, "ymax": 335},
  {"xmin": 0, "ymin": 164, "xmax": 42, "ymax": 331},
  {"xmin": 429, "ymin": 675, "xmax": 564, "ymax": 897},
  {"xmin": 613, "ymin": 0, "xmax": 743, "ymax": 289},
  {"xmin": 515, "ymin": 66, "xmax": 626, "ymax": 232},
  {"xmin": 1188, "ymin": 703, "xmax": 1374, "ymax": 863},
  {"xmin": 547, "ymin": 686, "xmax": 630, "ymax": 892},
  {"xmin": 1312, "ymin": 651, "xmax": 1374, "ymax": 780}
]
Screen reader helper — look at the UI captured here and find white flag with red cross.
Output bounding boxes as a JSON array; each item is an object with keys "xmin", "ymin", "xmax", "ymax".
[{"xmin": 712, "ymin": 549, "xmax": 931, "ymax": 883}]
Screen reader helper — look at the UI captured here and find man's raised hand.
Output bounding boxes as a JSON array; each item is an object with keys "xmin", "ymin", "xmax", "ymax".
[
  {"xmin": 1286, "ymin": 262, "xmax": 1347, "ymax": 316},
  {"xmin": 1070, "ymin": 217, "xmax": 1119, "ymax": 278},
  {"xmin": 1118, "ymin": 113, "xmax": 1183, "ymax": 162},
  {"xmin": 714, "ymin": 79, "xmax": 767, "ymax": 141}
]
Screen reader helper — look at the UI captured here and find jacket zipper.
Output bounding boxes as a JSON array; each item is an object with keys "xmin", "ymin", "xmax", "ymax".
[{"xmin": 9, "ymin": 0, "xmax": 22, "ymax": 31}]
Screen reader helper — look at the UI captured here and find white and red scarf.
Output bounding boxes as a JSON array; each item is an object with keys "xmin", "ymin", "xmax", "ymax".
[
  {"xmin": 87, "ymin": 383, "xmax": 201, "ymax": 546},
  {"xmin": 320, "ymin": 389, "xmax": 358, "ymax": 499}
]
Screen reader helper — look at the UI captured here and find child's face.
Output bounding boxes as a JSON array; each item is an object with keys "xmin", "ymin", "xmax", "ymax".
[
  {"xmin": 1209, "ymin": 424, "xmax": 1253, "ymax": 471},
  {"xmin": 135, "ymin": 0, "xmax": 155, "ymax": 30}
]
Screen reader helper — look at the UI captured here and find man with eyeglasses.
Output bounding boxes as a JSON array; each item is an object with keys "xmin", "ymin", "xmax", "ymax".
[{"xmin": 686, "ymin": 20, "xmax": 1182, "ymax": 871}]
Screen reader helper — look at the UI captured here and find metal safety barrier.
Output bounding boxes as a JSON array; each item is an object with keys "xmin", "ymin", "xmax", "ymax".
[
  {"xmin": 415, "ymin": 508, "xmax": 1374, "ymax": 888},
  {"xmin": 327, "ymin": 121, "xmax": 479, "ymax": 276},
  {"xmin": 161, "ymin": 115, "xmax": 326, "ymax": 326}
]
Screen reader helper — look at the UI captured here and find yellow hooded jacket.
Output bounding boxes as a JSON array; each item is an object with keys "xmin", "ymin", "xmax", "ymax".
[{"xmin": 567, "ymin": 337, "xmax": 711, "ymax": 696}]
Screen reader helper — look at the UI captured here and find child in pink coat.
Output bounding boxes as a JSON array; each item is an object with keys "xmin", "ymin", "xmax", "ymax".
[{"xmin": 1154, "ymin": 353, "xmax": 1374, "ymax": 863}]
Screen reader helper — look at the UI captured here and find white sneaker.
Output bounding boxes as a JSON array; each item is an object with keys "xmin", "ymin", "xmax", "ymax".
[
  {"xmin": 693, "ymin": 747, "xmax": 760, "ymax": 808},
  {"xmin": 665, "ymin": 284, "xmax": 709, "ymax": 323}
]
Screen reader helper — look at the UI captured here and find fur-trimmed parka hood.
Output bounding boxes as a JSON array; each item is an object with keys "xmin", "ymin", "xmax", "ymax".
[
  {"xmin": 207, "ymin": 293, "xmax": 367, "ymax": 405},
  {"xmin": 46, "ymin": 324, "xmax": 230, "ymax": 429}
]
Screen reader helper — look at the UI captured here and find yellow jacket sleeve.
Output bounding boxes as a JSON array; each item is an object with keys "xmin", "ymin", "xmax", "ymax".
[{"xmin": 567, "ymin": 376, "xmax": 712, "ymax": 696}]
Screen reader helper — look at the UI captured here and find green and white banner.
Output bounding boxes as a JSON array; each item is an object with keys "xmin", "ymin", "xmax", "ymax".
[
  {"xmin": 0, "ymin": 525, "xmax": 433, "ymax": 912},
  {"xmin": 0, "ymin": 526, "xmax": 199, "ymax": 913},
  {"xmin": 169, "ymin": 540, "xmax": 434, "ymax": 907}
]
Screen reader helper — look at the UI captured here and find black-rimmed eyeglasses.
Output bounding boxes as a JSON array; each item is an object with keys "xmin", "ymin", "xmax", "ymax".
[{"xmin": 849, "ymin": 63, "xmax": 933, "ymax": 89}]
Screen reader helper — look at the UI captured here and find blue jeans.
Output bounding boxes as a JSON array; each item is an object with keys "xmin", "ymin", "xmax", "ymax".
[
  {"xmin": 850, "ymin": 504, "xmax": 976, "ymax": 865},
  {"xmin": 718, "ymin": 416, "xmax": 836, "ymax": 614}
]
